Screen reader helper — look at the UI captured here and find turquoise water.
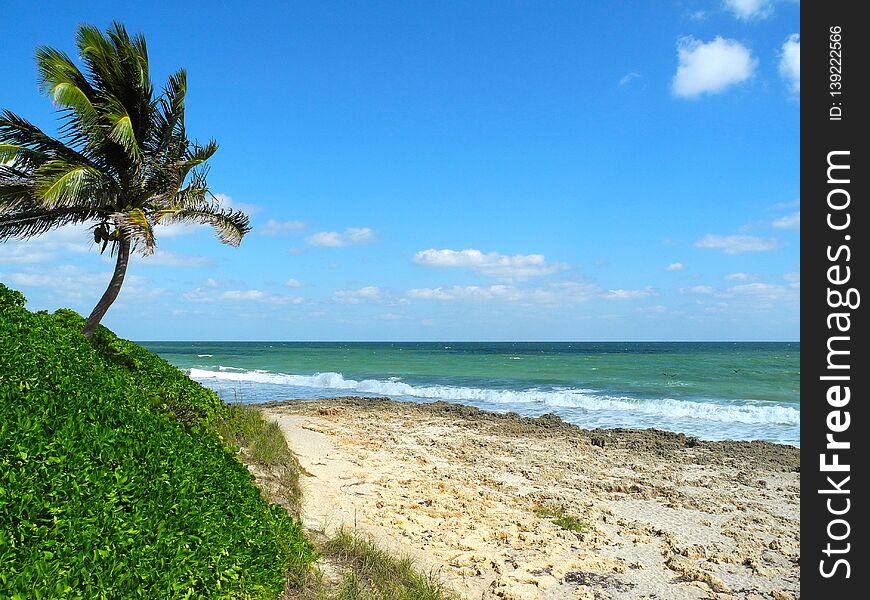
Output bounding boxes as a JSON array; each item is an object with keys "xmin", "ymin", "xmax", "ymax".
[{"xmin": 142, "ymin": 342, "xmax": 800, "ymax": 446}]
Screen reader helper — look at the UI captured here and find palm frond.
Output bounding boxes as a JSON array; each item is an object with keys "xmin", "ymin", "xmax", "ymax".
[
  {"xmin": 158, "ymin": 191, "xmax": 250, "ymax": 246},
  {"xmin": 0, "ymin": 204, "xmax": 105, "ymax": 240},
  {"xmin": 163, "ymin": 69, "xmax": 186, "ymax": 125},
  {"xmin": 144, "ymin": 161, "xmax": 208, "ymax": 211},
  {"xmin": 114, "ymin": 207, "xmax": 155, "ymax": 254},
  {"xmin": 35, "ymin": 47, "xmax": 107, "ymax": 155},
  {"xmin": 76, "ymin": 24, "xmax": 124, "ymax": 95},
  {"xmin": 35, "ymin": 47, "xmax": 98, "ymax": 112},
  {"xmin": 149, "ymin": 69, "xmax": 187, "ymax": 156},
  {"xmin": 0, "ymin": 110, "xmax": 100, "ymax": 171},
  {"xmin": 34, "ymin": 160, "xmax": 108, "ymax": 209},
  {"xmin": 176, "ymin": 140, "xmax": 217, "ymax": 176},
  {"xmin": 107, "ymin": 22, "xmax": 151, "ymax": 92},
  {"xmin": 105, "ymin": 98, "xmax": 141, "ymax": 158},
  {"xmin": 0, "ymin": 143, "xmax": 28, "ymax": 164},
  {"xmin": 105, "ymin": 23, "xmax": 154, "ymax": 147},
  {"xmin": 0, "ymin": 181, "xmax": 33, "ymax": 212}
]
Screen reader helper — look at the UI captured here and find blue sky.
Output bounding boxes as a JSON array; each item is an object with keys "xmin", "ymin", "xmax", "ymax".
[{"xmin": 0, "ymin": 1, "xmax": 799, "ymax": 341}]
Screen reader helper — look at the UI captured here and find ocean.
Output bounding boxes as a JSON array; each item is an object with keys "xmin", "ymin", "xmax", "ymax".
[{"xmin": 142, "ymin": 342, "xmax": 800, "ymax": 446}]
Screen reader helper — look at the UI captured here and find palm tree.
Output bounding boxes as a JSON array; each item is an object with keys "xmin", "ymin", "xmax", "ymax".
[{"xmin": 0, "ymin": 22, "xmax": 249, "ymax": 337}]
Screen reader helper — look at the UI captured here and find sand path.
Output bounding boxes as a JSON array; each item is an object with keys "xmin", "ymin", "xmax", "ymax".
[{"xmin": 262, "ymin": 398, "xmax": 800, "ymax": 600}]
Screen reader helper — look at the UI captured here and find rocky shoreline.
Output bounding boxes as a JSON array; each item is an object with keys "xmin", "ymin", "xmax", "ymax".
[{"xmin": 261, "ymin": 396, "xmax": 800, "ymax": 600}]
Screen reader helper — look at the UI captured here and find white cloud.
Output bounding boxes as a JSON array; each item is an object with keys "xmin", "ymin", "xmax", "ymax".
[
  {"xmin": 333, "ymin": 286, "xmax": 382, "ymax": 304},
  {"xmin": 705, "ymin": 301, "xmax": 731, "ymax": 313},
  {"xmin": 724, "ymin": 282, "xmax": 789, "ymax": 300},
  {"xmin": 672, "ymin": 36, "xmax": 757, "ymax": 98},
  {"xmin": 184, "ymin": 286, "xmax": 303, "ymax": 305},
  {"xmin": 774, "ymin": 199, "xmax": 800, "ymax": 210},
  {"xmin": 181, "ymin": 288, "xmax": 214, "ymax": 302},
  {"xmin": 413, "ymin": 248, "xmax": 565, "ymax": 280},
  {"xmin": 547, "ymin": 281, "xmax": 604, "ymax": 301},
  {"xmin": 0, "ymin": 245, "xmax": 56, "ymax": 264},
  {"xmin": 636, "ymin": 305, "xmax": 668, "ymax": 314},
  {"xmin": 680, "ymin": 285, "xmax": 715, "ymax": 295},
  {"xmin": 307, "ymin": 227, "xmax": 376, "ymax": 247},
  {"xmin": 228, "ymin": 290, "xmax": 303, "ymax": 304},
  {"xmin": 783, "ymin": 272, "xmax": 800, "ymax": 289},
  {"xmin": 724, "ymin": 272, "xmax": 753, "ymax": 281},
  {"xmin": 213, "ymin": 193, "xmax": 260, "ymax": 215},
  {"xmin": 619, "ymin": 72, "xmax": 641, "ymax": 87},
  {"xmin": 772, "ymin": 211, "xmax": 800, "ymax": 229},
  {"xmin": 222, "ymin": 289, "xmax": 267, "ymax": 301},
  {"xmin": 605, "ymin": 287, "xmax": 656, "ymax": 300},
  {"xmin": 408, "ymin": 286, "xmax": 474, "ymax": 301},
  {"xmin": 695, "ymin": 234, "xmax": 779, "ymax": 254},
  {"xmin": 407, "ymin": 281, "xmax": 661, "ymax": 304},
  {"xmin": 0, "ymin": 224, "xmax": 95, "ymax": 264},
  {"xmin": 724, "ymin": 0, "xmax": 773, "ymax": 21},
  {"xmin": 665, "ymin": 262, "xmax": 684, "ymax": 272},
  {"xmin": 407, "ymin": 281, "xmax": 600, "ymax": 304},
  {"xmin": 131, "ymin": 249, "xmax": 213, "ymax": 268},
  {"xmin": 377, "ymin": 313, "xmax": 405, "ymax": 321},
  {"xmin": 154, "ymin": 222, "xmax": 204, "ymax": 237},
  {"xmin": 286, "ymin": 278, "xmax": 303, "ymax": 288},
  {"xmin": 9, "ymin": 267, "xmax": 108, "ymax": 291},
  {"xmin": 6, "ymin": 264, "xmax": 161, "ymax": 302},
  {"xmin": 259, "ymin": 219, "xmax": 307, "ymax": 235},
  {"xmin": 779, "ymin": 34, "xmax": 800, "ymax": 94}
]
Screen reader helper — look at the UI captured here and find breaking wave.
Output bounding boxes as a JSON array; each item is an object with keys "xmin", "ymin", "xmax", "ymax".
[{"xmin": 187, "ymin": 368, "xmax": 799, "ymax": 426}]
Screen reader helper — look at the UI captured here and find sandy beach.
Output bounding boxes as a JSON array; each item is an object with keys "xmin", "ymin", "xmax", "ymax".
[{"xmin": 260, "ymin": 397, "xmax": 800, "ymax": 600}]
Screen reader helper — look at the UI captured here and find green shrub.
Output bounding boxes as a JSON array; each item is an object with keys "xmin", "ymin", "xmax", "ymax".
[
  {"xmin": 0, "ymin": 283, "xmax": 25, "ymax": 309},
  {"xmin": 531, "ymin": 504, "xmax": 588, "ymax": 533},
  {"xmin": 0, "ymin": 283, "xmax": 315, "ymax": 598}
]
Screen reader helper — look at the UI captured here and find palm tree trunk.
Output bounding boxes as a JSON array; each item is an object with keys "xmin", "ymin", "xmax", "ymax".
[{"xmin": 82, "ymin": 238, "xmax": 131, "ymax": 338}]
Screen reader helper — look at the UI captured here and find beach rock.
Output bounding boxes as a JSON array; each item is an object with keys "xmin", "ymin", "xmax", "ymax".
[
  {"xmin": 665, "ymin": 556, "xmax": 729, "ymax": 593},
  {"xmin": 261, "ymin": 398, "xmax": 799, "ymax": 600},
  {"xmin": 575, "ymin": 585, "xmax": 596, "ymax": 600},
  {"xmin": 679, "ymin": 544, "xmax": 707, "ymax": 559},
  {"xmin": 535, "ymin": 575, "xmax": 559, "ymax": 590},
  {"xmin": 492, "ymin": 580, "xmax": 540, "ymax": 599},
  {"xmin": 770, "ymin": 592, "xmax": 794, "ymax": 600}
]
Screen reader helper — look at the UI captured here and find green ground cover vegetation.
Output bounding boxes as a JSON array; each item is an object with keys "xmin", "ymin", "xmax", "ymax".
[
  {"xmin": 0, "ymin": 283, "xmax": 453, "ymax": 600},
  {"xmin": 0, "ymin": 284, "xmax": 314, "ymax": 599}
]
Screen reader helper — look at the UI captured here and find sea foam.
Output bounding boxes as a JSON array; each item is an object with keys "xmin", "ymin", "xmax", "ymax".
[{"xmin": 187, "ymin": 368, "xmax": 799, "ymax": 426}]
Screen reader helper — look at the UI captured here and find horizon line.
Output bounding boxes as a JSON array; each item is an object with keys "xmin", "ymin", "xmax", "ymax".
[{"xmin": 135, "ymin": 339, "xmax": 801, "ymax": 344}]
